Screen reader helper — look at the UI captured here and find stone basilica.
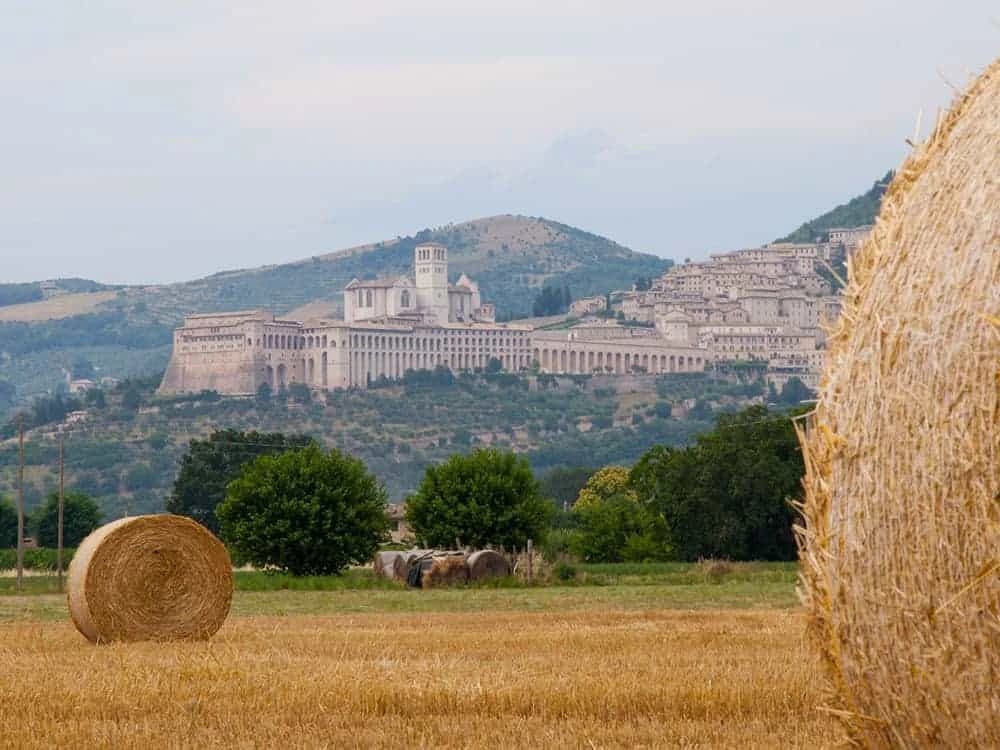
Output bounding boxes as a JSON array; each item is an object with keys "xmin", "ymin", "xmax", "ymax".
[{"xmin": 157, "ymin": 242, "xmax": 720, "ymax": 397}]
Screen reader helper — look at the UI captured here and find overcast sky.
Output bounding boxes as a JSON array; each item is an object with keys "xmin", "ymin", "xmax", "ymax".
[{"xmin": 1, "ymin": 2, "xmax": 996, "ymax": 284}]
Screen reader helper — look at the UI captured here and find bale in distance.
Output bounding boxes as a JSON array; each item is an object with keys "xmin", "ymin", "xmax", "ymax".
[
  {"xmin": 421, "ymin": 555, "xmax": 470, "ymax": 588},
  {"xmin": 467, "ymin": 549, "xmax": 510, "ymax": 581},
  {"xmin": 68, "ymin": 514, "xmax": 234, "ymax": 643},
  {"xmin": 797, "ymin": 58, "xmax": 999, "ymax": 748},
  {"xmin": 373, "ymin": 551, "xmax": 407, "ymax": 580}
]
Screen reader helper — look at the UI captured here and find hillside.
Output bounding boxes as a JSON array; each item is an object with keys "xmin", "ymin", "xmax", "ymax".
[
  {"xmin": 127, "ymin": 215, "xmax": 669, "ymax": 325},
  {"xmin": 0, "ymin": 278, "xmax": 114, "ymax": 310},
  {"xmin": 776, "ymin": 171, "xmax": 893, "ymax": 243},
  {"xmin": 0, "ymin": 371, "xmax": 761, "ymax": 519},
  {"xmin": 0, "ymin": 216, "xmax": 669, "ymax": 409}
]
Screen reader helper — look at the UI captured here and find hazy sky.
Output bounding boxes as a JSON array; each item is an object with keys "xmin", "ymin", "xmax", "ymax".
[{"xmin": 1, "ymin": 2, "xmax": 996, "ymax": 284}]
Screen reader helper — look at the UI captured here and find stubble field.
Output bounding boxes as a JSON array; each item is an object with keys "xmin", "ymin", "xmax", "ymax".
[{"xmin": 0, "ymin": 575, "xmax": 841, "ymax": 749}]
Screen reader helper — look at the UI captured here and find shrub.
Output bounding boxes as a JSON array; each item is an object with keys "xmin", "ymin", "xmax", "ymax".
[
  {"xmin": 555, "ymin": 561, "xmax": 578, "ymax": 581},
  {"xmin": 406, "ymin": 448, "xmax": 553, "ymax": 549},
  {"xmin": 218, "ymin": 444, "xmax": 389, "ymax": 575},
  {"xmin": 0, "ymin": 497, "xmax": 16, "ymax": 548},
  {"xmin": 0, "ymin": 547, "xmax": 78, "ymax": 570},
  {"xmin": 33, "ymin": 491, "xmax": 101, "ymax": 547}
]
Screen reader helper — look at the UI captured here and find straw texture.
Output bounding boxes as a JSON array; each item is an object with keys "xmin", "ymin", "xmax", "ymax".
[
  {"xmin": 422, "ymin": 555, "xmax": 470, "ymax": 588},
  {"xmin": 797, "ymin": 58, "xmax": 999, "ymax": 747},
  {"xmin": 467, "ymin": 550, "xmax": 510, "ymax": 581},
  {"xmin": 67, "ymin": 514, "xmax": 233, "ymax": 643},
  {"xmin": 373, "ymin": 551, "xmax": 407, "ymax": 580}
]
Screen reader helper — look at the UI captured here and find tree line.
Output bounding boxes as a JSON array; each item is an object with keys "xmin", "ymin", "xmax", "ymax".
[
  {"xmin": 531, "ymin": 285, "xmax": 572, "ymax": 317},
  {"xmin": 3, "ymin": 404, "xmax": 806, "ymax": 573},
  {"xmin": 159, "ymin": 404, "xmax": 805, "ymax": 573}
]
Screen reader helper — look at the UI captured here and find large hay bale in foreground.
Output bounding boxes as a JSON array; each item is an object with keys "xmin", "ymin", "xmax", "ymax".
[
  {"xmin": 467, "ymin": 549, "xmax": 510, "ymax": 581},
  {"xmin": 68, "ymin": 515, "xmax": 233, "ymax": 643},
  {"xmin": 798, "ymin": 58, "xmax": 999, "ymax": 748}
]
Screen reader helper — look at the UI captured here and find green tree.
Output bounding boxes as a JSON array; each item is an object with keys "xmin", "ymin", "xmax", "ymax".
[
  {"xmin": 538, "ymin": 466, "xmax": 594, "ymax": 509},
  {"xmin": 779, "ymin": 377, "xmax": 815, "ymax": 405},
  {"xmin": 167, "ymin": 429, "xmax": 313, "ymax": 534},
  {"xmin": 630, "ymin": 405, "xmax": 804, "ymax": 561},
  {"xmin": 121, "ymin": 386, "xmax": 142, "ymax": 411},
  {"xmin": 84, "ymin": 388, "xmax": 106, "ymax": 409},
  {"xmin": 406, "ymin": 448, "xmax": 553, "ymax": 549},
  {"xmin": 33, "ymin": 491, "xmax": 102, "ymax": 547},
  {"xmin": 217, "ymin": 444, "xmax": 389, "ymax": 575},
  {"xmin": 569, "ymin": 493, "xmax": 669, "ymax": 563},
  {"xmin": 71, "ymin": 357, "xmax": 96, "ymax": 380},
  {"xmin": 0, "ymin": 496, "xmax": 18, "ymax": 547}
]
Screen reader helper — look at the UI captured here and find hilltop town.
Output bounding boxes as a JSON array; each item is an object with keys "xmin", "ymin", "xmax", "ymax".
[
  {"xmin": 566, "ymin": 225, "xmax": 870, "ymax": 389},
  {"xmin": 158, "ymin": 226, "xmax": 869, "ymax": 397}
]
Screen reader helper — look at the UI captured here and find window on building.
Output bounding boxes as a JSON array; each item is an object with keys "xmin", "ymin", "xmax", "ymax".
[
  {"xmin": 401, "ymin": 290, "xmax": 410, "ymax": 307},
  {"xmin": 365, "ymin": 290, "xmax": 373, "ymax": 307}
]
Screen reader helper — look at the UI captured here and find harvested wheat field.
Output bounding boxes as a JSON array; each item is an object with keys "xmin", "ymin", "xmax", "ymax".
[{"xmin": 0, "ymin": 604, "xmax": 840, "ymax": 749}]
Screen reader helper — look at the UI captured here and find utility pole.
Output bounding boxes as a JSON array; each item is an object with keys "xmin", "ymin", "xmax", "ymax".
[
  {"xmin": 16, "ymin": 417, "xmax": 24, "ymax": 593},
  {"xmin": 57, "ymin": 432, "xmax": 65, "ymax": 593}
]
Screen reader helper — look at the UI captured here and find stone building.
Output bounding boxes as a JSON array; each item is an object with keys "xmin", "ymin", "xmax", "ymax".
[
  {"xmin": 586, "ymin": 229, "xmax": 867, "ymax": 387},
  {"xmin": 159, "ymin": 239, "xmax": 714, "ymax": 397},
  {"xmin": 827, "ymin": 225, "xmax": 872, "ymax": 252},
  {"xmin": 159, "ymin": 243, "xmax": 526, "ymax": 395}
]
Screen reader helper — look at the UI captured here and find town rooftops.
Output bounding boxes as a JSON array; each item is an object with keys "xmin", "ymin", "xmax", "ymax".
[{"xmin": 344, "ymin": 276, "xmax": 410, "ymax": 290}]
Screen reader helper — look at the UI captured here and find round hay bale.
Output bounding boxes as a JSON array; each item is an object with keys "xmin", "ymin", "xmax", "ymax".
[
  {"xmin": 373, "ymin": 551, "xmax": 406, "ymax": 580},
  {"xmin": 421, "ymin": 556, "xmax": 470, "ymax": 588},
  {"xmin": 390, "ymin": 554, "xmax": 409, "ymax": 582},
  {"xmin": 797, "ymin": 59, "xmax": 999, "ymax": 748},
  {"xmin": 467, "ymin": 549, "xmax": 510, "ymax": 581},
  {"xmin": 67, "ymin": 514, "xmax": 233, "ymax": 643}
]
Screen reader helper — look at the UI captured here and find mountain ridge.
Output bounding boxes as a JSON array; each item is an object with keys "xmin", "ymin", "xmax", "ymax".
[{"xmin": 776, "ymin": 170, "xmax": 892, "ymax": 243}]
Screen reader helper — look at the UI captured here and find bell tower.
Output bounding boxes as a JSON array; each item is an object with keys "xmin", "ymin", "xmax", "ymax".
[{"xmin": 414, "ymin": 242, "xmax": 449, "ymax": 322}]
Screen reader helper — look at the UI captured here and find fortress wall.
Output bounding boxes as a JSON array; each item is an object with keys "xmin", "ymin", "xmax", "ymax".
[{"xmin": 159, "ymin": 341, "xmax": 261, "ymax": 395}]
